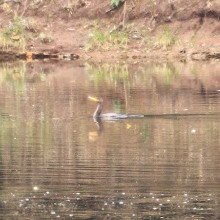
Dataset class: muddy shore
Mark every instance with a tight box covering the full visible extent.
[0,0,220,62]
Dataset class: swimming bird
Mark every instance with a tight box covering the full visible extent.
[88,96,144,120]
[88,96,215,123]
[106,0,126,13]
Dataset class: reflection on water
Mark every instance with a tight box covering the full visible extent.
[0,61,219,219]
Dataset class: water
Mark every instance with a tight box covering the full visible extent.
[0,61,219,219]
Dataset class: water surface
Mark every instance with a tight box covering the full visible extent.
[0,61,219,219]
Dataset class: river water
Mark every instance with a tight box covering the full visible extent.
[0,61,219,219]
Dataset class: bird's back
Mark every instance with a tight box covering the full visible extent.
[100,113,144,120]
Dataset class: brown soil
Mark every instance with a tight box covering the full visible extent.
[1,0,220,62]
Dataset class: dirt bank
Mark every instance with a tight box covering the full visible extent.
[0,0,220,62]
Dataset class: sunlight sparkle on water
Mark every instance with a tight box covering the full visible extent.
[191,129,196,133]
[33,186,39,191]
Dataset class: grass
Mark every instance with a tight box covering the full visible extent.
[86,29,128,51]
[155,26,179,50]
[111,0,121,7]
[1,16,28,51]
[38,32,52,43]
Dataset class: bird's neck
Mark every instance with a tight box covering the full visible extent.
[93,102,102,118]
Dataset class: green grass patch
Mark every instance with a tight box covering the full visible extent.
[86,29,128,51]
[38,32,52,43]
[155,27,179,50]
[1,16,27,51]
[111,0,121,7]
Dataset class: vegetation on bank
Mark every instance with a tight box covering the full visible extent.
[0,1,51,51]
[86,29,128,50]
[1,16,27,51]
[0,1,27,51]
[0,0,180,54]
[0,0,219,60]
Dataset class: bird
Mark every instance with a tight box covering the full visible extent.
[88,96,144,120]
[88,96,211,124]
[106,0,126,13]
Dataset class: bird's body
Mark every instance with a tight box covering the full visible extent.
[88,96,144,120]
[99,113,144,120]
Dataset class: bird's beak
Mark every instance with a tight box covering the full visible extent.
[88,96,99,102]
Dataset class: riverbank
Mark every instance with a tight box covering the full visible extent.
[0,0,220,62]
